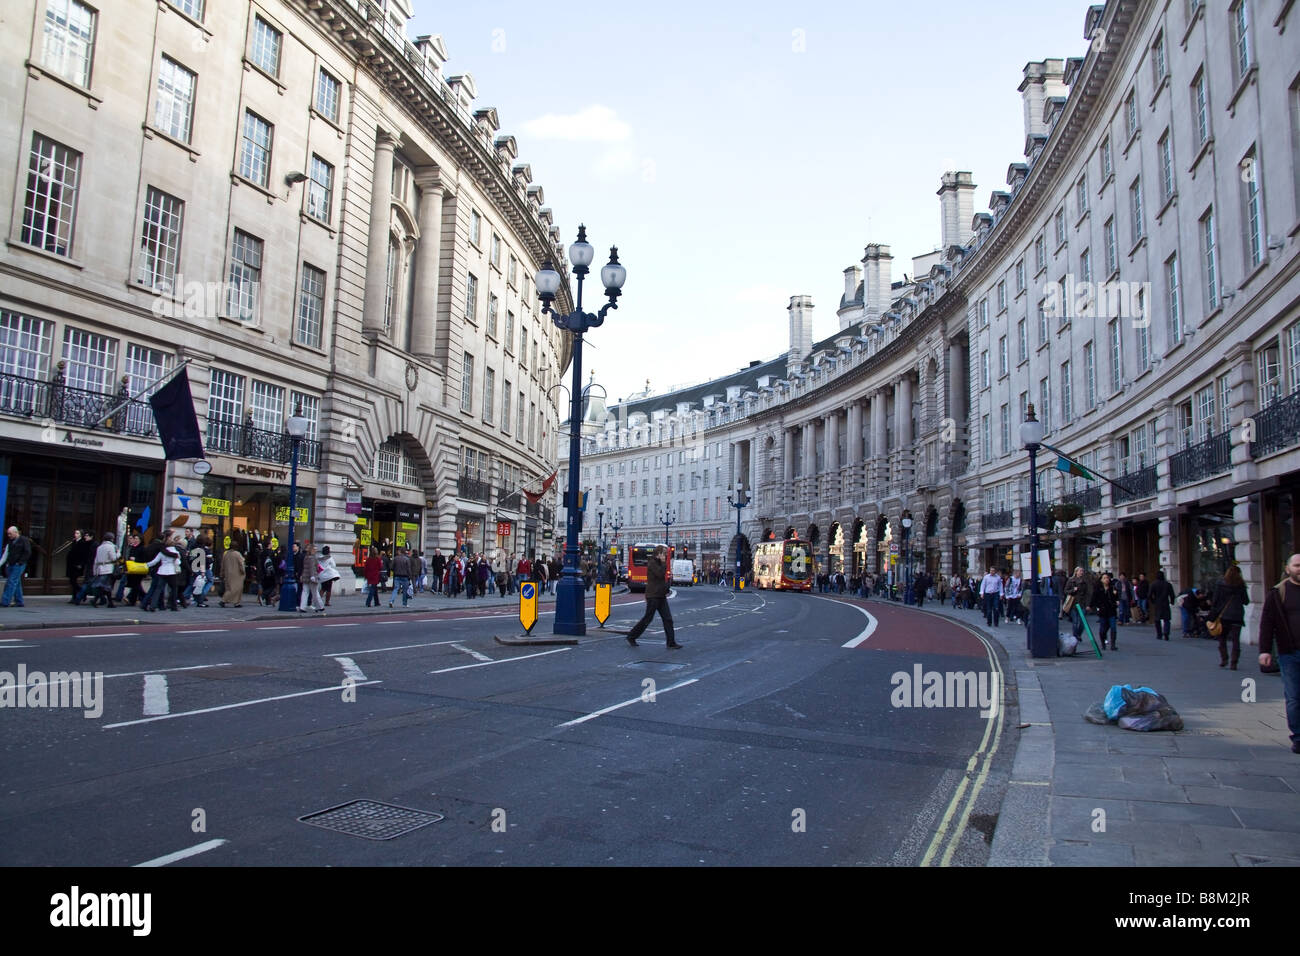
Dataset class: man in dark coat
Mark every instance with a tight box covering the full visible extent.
[1148,569,1175,640]
[624,546,680,649]
[1259,553,1300,752]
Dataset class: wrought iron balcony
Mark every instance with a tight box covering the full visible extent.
[1113,464,1158,504]
[1060,486,1102,512]
[981,509,1015,531]
[1250,390,1300,459]
[1170,432,1231,488]
[0,369,158,437]
[457,471,493,502]
[205,415,321,469]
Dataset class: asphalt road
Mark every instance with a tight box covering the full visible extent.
[0,588,1015,866]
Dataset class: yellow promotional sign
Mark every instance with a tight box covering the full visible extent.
[594,583,611,626]
[359,530,372,546]
[395,532,406,547]
[223,535,231,551]
[275,506,309,525]
[519,581,538,634]
[201,497,231,516]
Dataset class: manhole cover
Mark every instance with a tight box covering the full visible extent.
[299,800,444,840]
[622,660,688,672]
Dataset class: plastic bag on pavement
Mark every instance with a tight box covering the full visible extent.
[1118,707,1184,732]
[1103,684,1158,719]
[1059,633,1079,656]
[1084,702,1110,724]
[1120,686,1167,717]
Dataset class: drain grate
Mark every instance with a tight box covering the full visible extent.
[298,800,444,841]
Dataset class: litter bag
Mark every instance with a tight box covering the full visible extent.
[1118,707,1184,732]
[1084,702,1110,724]
[1103,684,1158,719]
[1059,633,1079,656]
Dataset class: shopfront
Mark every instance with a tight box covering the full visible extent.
[1113,516,1161,581]
[353,498,424,566]
[1260,477,1300,586]
[1179,503,1237,592]
[197,460,315,564]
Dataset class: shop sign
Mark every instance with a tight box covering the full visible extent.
[62,430,105,448]
[380,488,401,499]
[236,463,289,481]
[202,497,231,516]
[395,532,406,547]
[497,521,512,537]
[274,506,310,525]
[345,491,362,515]
[358,529,372,546]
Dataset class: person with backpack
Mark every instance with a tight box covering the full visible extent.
[1208,565,1249,669]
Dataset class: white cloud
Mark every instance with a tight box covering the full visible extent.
[522,105,631,143]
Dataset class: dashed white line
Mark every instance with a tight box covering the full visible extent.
[255,626,299,630]
[430,647,569,674]
[333,656,367,682]
[558,678,700,728]
[323,639,463,656]
[323,623,359,628]
[450,642,492,662]
[178,629,228,634]
[71,632,140,638]
[143,674,169,716]
[103,681,381,729]
[0,644,36,648]
[134,838,228,867]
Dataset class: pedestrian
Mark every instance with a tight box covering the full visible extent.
[298,543,326,613]
[87,531,120,608]
[1176,584,1200,638]
[1148,569,1174,641]
[319,546,340,607]
[364,547,383,607]
[121,533,147,606]
[187,533,211,607]
[1005,569,1023,624]
[1116,571,1132,625]
[390,546,412,607]
[1258,553,1300,753]
[624,545,681,649]
[431,549,446,594]
[69,530,97,604]
[1089,571,1119,651]
[1134,572,1150,623]
[257,546,277,605]
[219,544,246,607]
[63,529,88,600]
[144,535,184,611]
[0,525,34,608]
[979,566,1003,626]
[1063,567,1091,640]
[1208,565,1249,669]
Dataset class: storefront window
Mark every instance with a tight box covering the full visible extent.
[1192,512,1235,591]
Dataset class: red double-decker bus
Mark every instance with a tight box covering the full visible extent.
[627,543,674,592]
[752,538,813,591]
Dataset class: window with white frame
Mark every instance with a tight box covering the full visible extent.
[315,68,341,124]
[22,133,80,257]
[249,380,284,434]
[1084,341,1097,408]
[207,368,244,424]
[460,352,473,413]
[516,390,524,437]
[0,312,53,391]
[1200,207,1218,311]
[374,439,402,484]
[469,209,481,246]
[137,186,183,292]
[1100,135,1113,180]
[42,0,96,88]
[1129,177,1144,241]
[226,229,262,321]
[1040,377,1051,433]
[504,310,515,352]
[465,272,478,322]
[1035,235,1046,272]
[1152,31,1167,84]
[1194,384,1216,441]
[1076,175,1088,216]
[1108,319,1122,392]
[154,56,196,143]
[1054,207,1066,246]
[508,254,517,287]
[981,414,991,463]
[1124,89,1138,139]
[980,350,989,389]
[1191,69,1210,147]
[483,366,495,423]
[1166,254,1181,344]
[997,281,1006,312]
[1061,360,1072,420]
[1136,289,1150,369]
[1288,321,1300,395]
[502,381,512,432]
[1257,343,1281,405]
[490,233,501,269]
[60,326,116,394]
[1132,421,1149,468]
[1230,0,1251,81]
[250,16,282,77]
[1217,372,1232,434]
[307,155,333,224]
[1017,317,1028,363]
[1000,404,1010,456]
[1038,298,1048,344]
[1103,217,1117,275]
[1158,131,1174,203]
[487,293,498,338]
[978,298,988,328]
[1242,148,1263,269]
[124,343,170,434]
[238,110,272,188]
[1015,259,1025,292]
[998,336,1008,377]
[296,263,325,348]
[1080,248,1092,286]
[169,0,203,18]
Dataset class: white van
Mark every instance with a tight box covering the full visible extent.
[671,559,695,586]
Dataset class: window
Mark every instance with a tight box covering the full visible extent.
[980,350,989,389]
[155,56,196,143]
[469,209,481,246]
[1242,148,1263,269]
[1080,248,1092,286]
[1136,289,1150,369]
[978,298,989,328]
[1038,298,1049,344]
[291,391,320,444]
[998,336,1008,377]
[207,369,244,429]
[42,0,96,88]
[136,186,184,292]
[1217,372,1232,434]
[1158,131,1174,203]
[169,0,204,19]
[124,343,170,433]
[1019,391,1029,431]
[1108,319,1122,392]
[1230,0,1251,81]
[250,16,282,77]
[1288,322,1300,394]
[485,293,500,339]
[1100,136,1113,180]
[460,352,473,412]
[1166,255,1181,344]
[1061,360,1073,421]
[1017,317,1028,363]
[384,237,399,331]
[1152,31,1167,84]
[528,401,536,448]
[502,380,512,432]
[22,133,81,257]
[61,326,116,394]
[1124,89,1138,140]
[1103,217,1117,275]
[997,282,1006,312]
[508,254,517,287]
[516,390,525,438]
[296,263,325,348]
[224,229,262,321]
[1000,404,1010,456]
[490,233,501,269]
[466,272,478,322]
[0,311,53,412]
[1194,384,1216,441]
[1084,341,1097,408]
[1257,344,1281,405]
[1200,208,1218,310]
[315,68,341,124]
[238,110,273,188]
[1076,175,1088,216]
[503,310,516,352]
[1035,235,1046,272]
[249,380,284,434]
[1129,178,1144,241]
[981,414,991,463]
[306,155,333,224]
[1191,70,1210,147]
[1054,207,1066,246]
[483,367,495,423]
[519,326,528,366]
[1015,259,1025,292]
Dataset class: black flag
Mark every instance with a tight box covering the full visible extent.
[149,367,205,460]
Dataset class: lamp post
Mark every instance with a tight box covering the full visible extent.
[901,511,914,605]
[727,482,750,591]
[277,405,309,612]
[658,506,677,548]
[536,226,626,636]
[1021,403,1057,656]
[604,514,622,583]
[596,499,606,560]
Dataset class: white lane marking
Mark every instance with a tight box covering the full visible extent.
[832,602,878,648]
[431,647,570,674]
[323,623,359,628]
[558,678,700,728]
[143,674,169,716]
[178,629,228,634]
[333,656,367,681]
[0,638,24,642]
[375,620,404,625]
[103,681,381,729]
[134,838,228,867]
[5,662,235,691]
[71,632,140,638]
[0,644,36,648]
[256,626,299,630]
[322,639,463,657]
[450,642,492,662]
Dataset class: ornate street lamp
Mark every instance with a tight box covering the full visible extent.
[277,405,309,612]
[536,226,626,636]
[1021,403,1058,656]
[901,511,914,604]
[658,506,676,548]
[727,482,750,591]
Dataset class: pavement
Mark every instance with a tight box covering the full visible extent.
[861,594,1300,867]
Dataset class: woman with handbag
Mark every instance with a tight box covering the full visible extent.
[318,545,340,607]
[1208,565,1249,669]
[298,543,326,613]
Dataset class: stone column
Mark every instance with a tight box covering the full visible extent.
[826,412,840,504]
[363,130,396,338]
[847,400,863,500]
[1234,495,1261,646]
[871,389,888,493]
[783,427,795,512]
[409,167,448,360]
[802,421,816,509]
[898,375,914,489]
[947,340,966,422]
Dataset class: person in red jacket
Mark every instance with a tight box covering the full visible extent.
[363,547,383,608]
[1259,553,1300,753]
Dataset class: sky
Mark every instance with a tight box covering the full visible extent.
[409,0,1093,403]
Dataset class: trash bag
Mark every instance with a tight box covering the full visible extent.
[1059,633,1079,656]
[1103,684,1159,719]
[1118,706,1184,732]
[1084,702,1110,724]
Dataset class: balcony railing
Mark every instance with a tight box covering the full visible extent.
[0,370,158,437]
[981,509,1015,531]
[1060,486,1102,512]
[1170,432,1231,488]
[1113,464,1158,504]
[206,415,321,469]
[457,471,492,502]
[1250,391,1300,459]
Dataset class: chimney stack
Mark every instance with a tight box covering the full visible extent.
[787,295,814,374]
[861,244,893,321]
[1019,60,1068,148]
[839,265,862,328]
[937,173,976,251]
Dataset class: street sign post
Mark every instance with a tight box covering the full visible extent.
[519,582,538,634]
[594,582,610,626]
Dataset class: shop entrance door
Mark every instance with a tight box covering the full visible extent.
[3,464,98,593]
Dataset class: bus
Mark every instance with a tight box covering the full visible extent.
[627,543,673,592]
[752,538,814,591]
